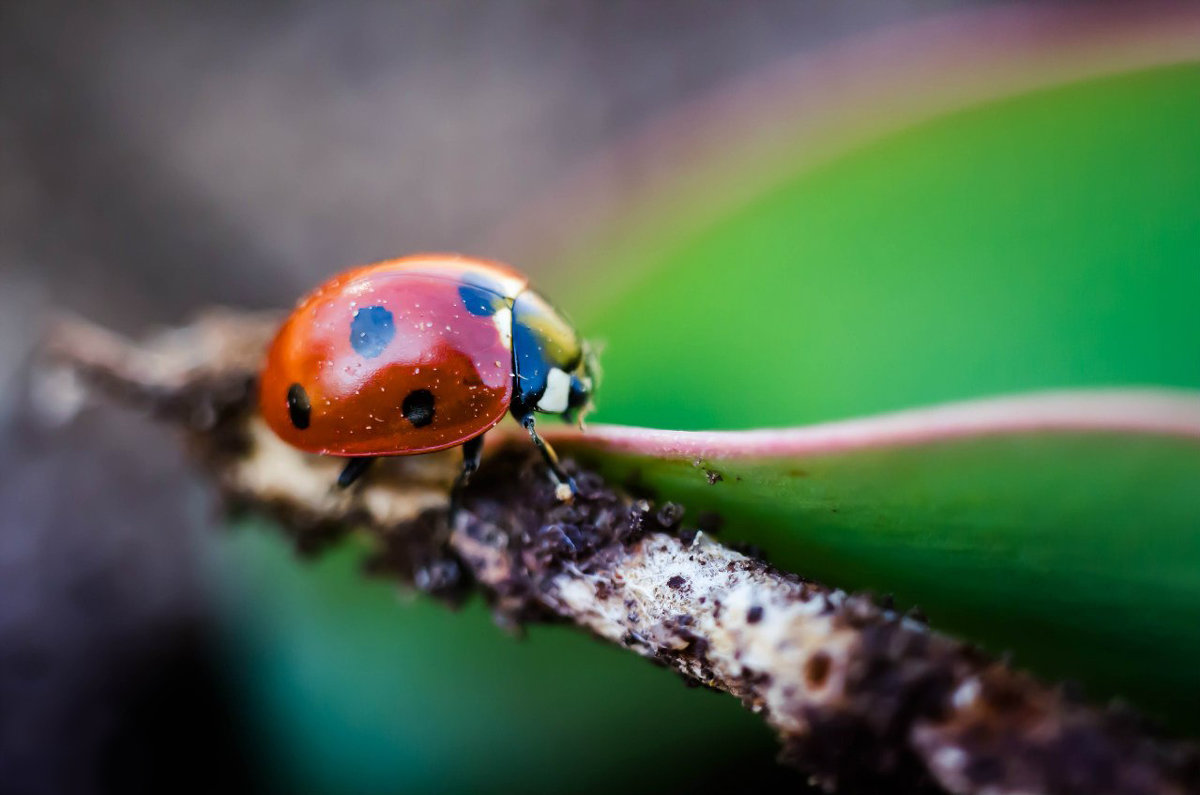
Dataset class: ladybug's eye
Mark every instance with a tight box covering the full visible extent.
[286,383,311,429]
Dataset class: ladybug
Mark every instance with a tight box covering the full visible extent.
[259,254,596,507]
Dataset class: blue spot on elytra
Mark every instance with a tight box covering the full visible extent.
[350,306,395,358]
[459,284,497,316]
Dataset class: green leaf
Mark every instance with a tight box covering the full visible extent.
[550,390,1200,728]
[566,63,1200,431]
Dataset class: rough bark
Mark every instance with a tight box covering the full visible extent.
[44,311,1200,795]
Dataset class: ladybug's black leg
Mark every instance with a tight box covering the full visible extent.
[448,434,484,523]
[521,414,577,501]
[337,456,376,489]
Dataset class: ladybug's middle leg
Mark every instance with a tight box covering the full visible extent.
[448,433,485,522]
[337,456,376,488]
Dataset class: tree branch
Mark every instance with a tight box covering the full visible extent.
[44,311,1200,795]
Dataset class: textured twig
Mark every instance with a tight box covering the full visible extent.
[44,311,1200,795]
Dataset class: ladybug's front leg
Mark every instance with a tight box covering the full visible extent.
[520,414,577,502]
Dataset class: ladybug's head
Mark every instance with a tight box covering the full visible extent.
[564,339,599,427]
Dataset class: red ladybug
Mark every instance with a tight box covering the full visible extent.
[259,255,596,505]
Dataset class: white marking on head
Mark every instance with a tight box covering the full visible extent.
[492,306,512,348]
[537,367,572,413]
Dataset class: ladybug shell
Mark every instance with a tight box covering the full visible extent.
[260,255,527,456]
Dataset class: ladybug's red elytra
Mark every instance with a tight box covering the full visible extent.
[259,254,596,505]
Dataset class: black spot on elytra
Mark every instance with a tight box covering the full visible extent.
[667,575,686,590]
[458,283,497,316]
[402,389,435,427]
[350,306,395,358]
[747,605,764,624]
[287,383,311,429]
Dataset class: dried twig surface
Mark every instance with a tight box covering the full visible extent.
[44,311,1200,795]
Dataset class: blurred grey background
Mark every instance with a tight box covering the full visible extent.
[1,2,993,792]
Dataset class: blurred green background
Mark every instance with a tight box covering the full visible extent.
[4,3,1199,793]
